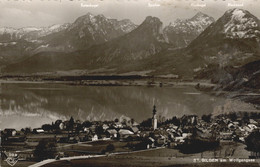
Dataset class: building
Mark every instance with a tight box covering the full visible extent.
[152,105,158,130]
[3,129,17,137]
[92,134,98,141]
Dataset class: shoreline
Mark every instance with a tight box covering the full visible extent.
[0,77,216,88]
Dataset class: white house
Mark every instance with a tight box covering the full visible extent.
[92,134,98,141]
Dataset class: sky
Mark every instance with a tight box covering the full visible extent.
[0,0,259,28]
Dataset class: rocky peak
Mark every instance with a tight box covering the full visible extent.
[191,12,212,20]
[163,12,214,48]
[143,16,162,25]
[220,8,260,39]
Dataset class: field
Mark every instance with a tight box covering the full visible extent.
[40,141,259,167]
[56,140,140,156]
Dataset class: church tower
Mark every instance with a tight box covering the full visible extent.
[152,105,157,130]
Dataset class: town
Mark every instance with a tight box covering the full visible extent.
[1,105,260,166]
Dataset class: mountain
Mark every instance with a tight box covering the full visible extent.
[40,13,137,52]
[0,24,70,42]
[163,12,215,48]
[188,8,260,67]
[84,16,169,62]
[3,16,169,74]
[140,9,260,78]
[2,9,260,78]
[0,13,137,67]
[0,24,70,66]
[0,12,137,48]
[223,60,260,90]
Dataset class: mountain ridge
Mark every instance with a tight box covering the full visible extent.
[163,12,215,48]
[2,8,260,85]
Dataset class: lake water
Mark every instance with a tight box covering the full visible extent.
[0,82,254,129]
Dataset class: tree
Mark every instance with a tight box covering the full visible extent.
[42,124,53,132]
[140,118,152,128]
[68,116,75,130]
[121,119,127,126]
[82,121,92,128]
[131,118,135,125]
[245,130,260,157]
[202,114,212,123]
[106,144,115,152]
[34,140,57,161]
[95,125,104,136]
[24,127,32,135]
[243,112,250,124]
[229,112,237,122]
[171,116,180,126]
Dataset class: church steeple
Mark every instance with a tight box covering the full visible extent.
[152,105,157,130]
[153,105,156,116]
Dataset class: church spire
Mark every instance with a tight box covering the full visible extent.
[153,105,156,116]
[152,105,157,130]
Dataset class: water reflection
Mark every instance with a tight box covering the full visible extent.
[0,83,227,129]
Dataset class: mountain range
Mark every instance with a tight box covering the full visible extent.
[1,8,260,90]
[191,8,260,90]
[163,12,215,48]
[0,11,215,73]
[0,14,137,67]
[188,8,260,66]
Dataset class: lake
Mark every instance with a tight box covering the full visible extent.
[0,82,255,129]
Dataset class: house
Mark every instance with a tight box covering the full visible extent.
[33,128,44,134]
[139,131,150,138]
[102,124,109,130]
[181,115,197,126]
[4,129,17,137]
[78,133,88,142]
[132,122,139,127]
[63,121,70,130]
[119,129,134,135]
[54,120,63,129]
[249,119,257,125]
[175,136,185,144]
[196,128,212,139]
[114,122,123,128]
[156,135,167,146]
[239,137,245,142]
[242,125,256,133]
[106,129,118,138]
[68,136,78,143]
[228,123,236,130]
[119,129,134,140]
[131,126,139,133]
[248,124,257,130]
[59,122,65,130]
[169,124,178,130]
[89,125,97,132]
[147,137,155,149]
[83,127,90,133]
[92,134,98,141]
[219,132,233,140]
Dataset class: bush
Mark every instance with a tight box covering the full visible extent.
[177,138,219,154]
[245,130,260,154]
[34,140,57,161]
[201,114,212,123]
[105,144,115,153]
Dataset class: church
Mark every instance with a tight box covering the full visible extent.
[152,105,158,130]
